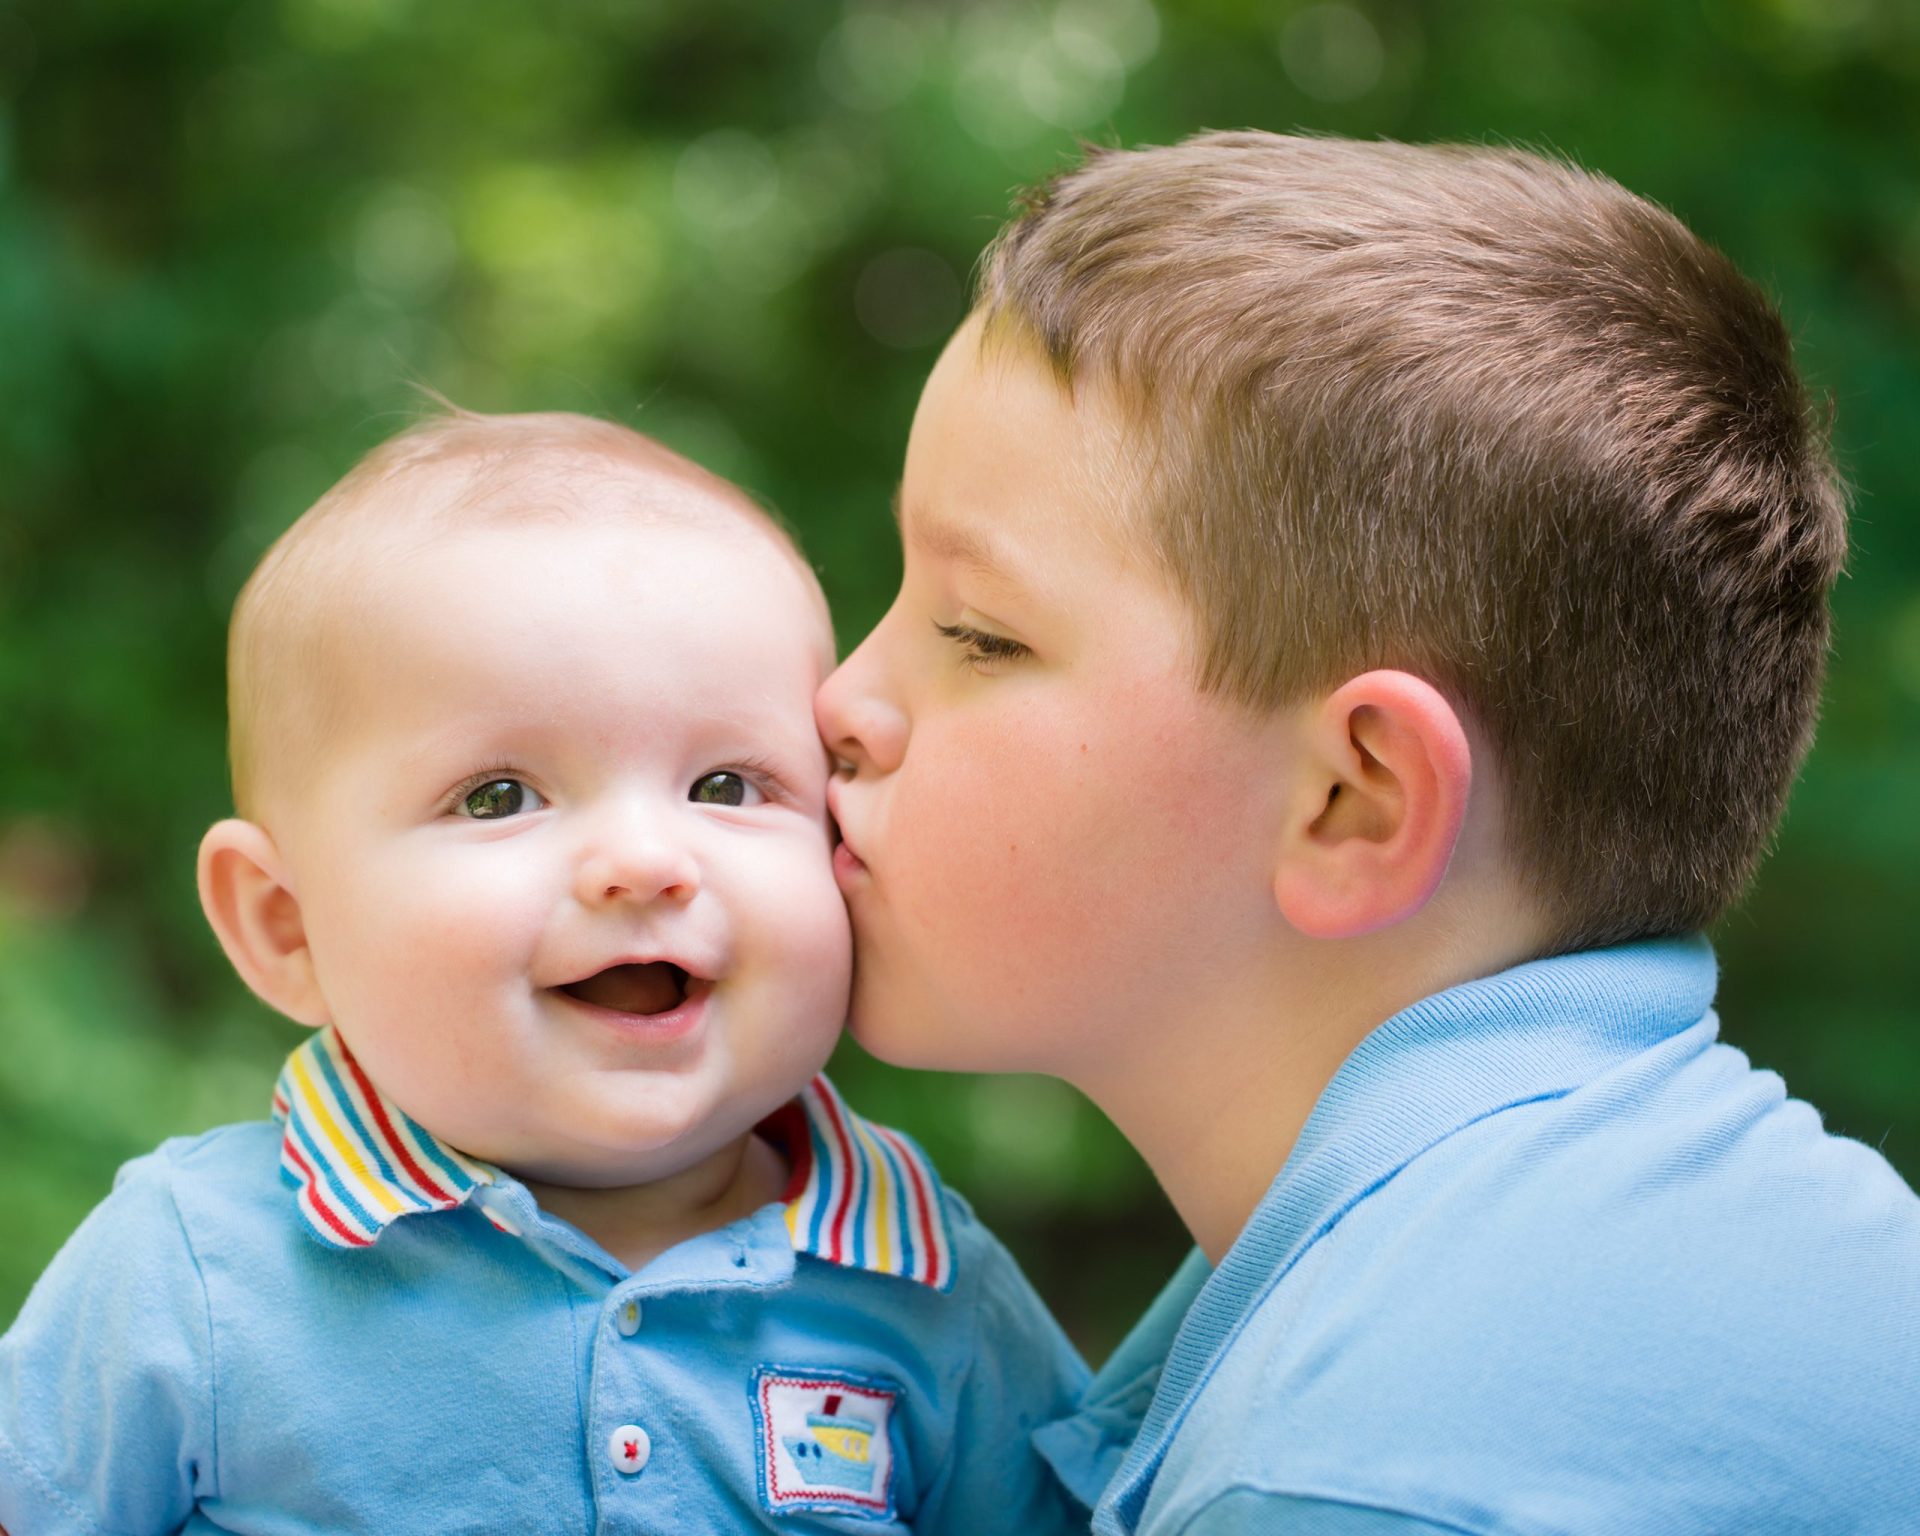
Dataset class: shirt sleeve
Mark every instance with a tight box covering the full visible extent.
[1163,1487,1481,1536]
[913,1210,1092,1536]
[0,1149,217,1536]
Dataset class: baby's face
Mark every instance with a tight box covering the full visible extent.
[276,495,849,1188]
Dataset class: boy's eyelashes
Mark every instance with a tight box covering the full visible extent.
[932,619,1031,669]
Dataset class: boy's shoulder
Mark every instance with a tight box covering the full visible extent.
[1152,1031,1920,1532]
[1071,941,1920,1532]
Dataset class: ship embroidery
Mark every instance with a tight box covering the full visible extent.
[752,1367,901,1519]
[784,1391,878,1491]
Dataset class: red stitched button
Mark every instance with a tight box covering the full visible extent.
[609,1424,651,1474]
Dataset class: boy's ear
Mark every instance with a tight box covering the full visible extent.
[197,819,331,1027]
[1273,670,1472,940]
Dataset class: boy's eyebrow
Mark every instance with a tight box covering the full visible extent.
[892,487,1024,591]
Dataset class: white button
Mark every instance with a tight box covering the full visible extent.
[614,1299,642,1337]
[609,1424,650,1474]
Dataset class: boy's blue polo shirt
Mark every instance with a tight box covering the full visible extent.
[0,1029,1087,1535]
[1035,937,1920,1535]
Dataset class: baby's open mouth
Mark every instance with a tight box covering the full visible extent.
[559,962,689,1016]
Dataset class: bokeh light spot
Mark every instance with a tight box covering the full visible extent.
[675,130,781,234]
[1055,0,1160,70]
[1020,27,1124,128]
[353,184,457,302]
[1279,3,1386,102]
[819,9,927,111]
[955,51,1042,148]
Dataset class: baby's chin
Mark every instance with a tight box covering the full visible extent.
[483,1090,797,1192]
[487,1126,736,1191]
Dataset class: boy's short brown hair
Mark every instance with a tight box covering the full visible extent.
[977,131,1847,953]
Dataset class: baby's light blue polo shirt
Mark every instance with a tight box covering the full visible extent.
[0,1029,1087,1535]
[1035,937,1920,1535]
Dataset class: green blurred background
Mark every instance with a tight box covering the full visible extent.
[3,0,1917,1360]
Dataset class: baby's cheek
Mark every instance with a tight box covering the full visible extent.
[761,839,854,1002]
[320,850,532,1017]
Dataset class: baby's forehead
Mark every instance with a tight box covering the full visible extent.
[357,463,830,650]
[233,420,833,819]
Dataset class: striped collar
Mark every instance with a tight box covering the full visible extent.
[271,1028,955,1289]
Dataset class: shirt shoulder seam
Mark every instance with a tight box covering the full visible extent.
[153,1139,223,1501]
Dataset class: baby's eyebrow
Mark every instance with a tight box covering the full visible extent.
[893,488,1024,592]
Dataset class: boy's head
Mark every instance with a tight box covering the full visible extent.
[817,132,1845,1076]
[201,409,849,1189]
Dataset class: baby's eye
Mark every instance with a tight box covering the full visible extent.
[689,771,764,808]
[459,779,547,819]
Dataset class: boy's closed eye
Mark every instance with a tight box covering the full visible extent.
[933,620,1031,670]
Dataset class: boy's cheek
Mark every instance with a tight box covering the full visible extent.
[891,681,1235,906]
[856,702,1245,1064]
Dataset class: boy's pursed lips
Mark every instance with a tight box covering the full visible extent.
[825,782,869,881]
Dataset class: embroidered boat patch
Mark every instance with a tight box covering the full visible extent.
[750,1366,901,1519]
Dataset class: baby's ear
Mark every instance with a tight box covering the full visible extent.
[196,819,330,1027]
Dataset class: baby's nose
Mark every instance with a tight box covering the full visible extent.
[573,823,699,908]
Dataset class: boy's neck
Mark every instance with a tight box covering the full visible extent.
[1081,894,1553,1266]
[523,1131,790,1274]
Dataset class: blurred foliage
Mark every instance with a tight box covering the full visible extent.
[1,0,1917,1361]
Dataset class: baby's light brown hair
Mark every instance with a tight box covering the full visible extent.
[228,408,821,822]
[978,131,1847,953]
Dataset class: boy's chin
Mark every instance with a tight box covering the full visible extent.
[846,991,1002,1075]
[844,998,938,1070]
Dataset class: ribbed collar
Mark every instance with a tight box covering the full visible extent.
[1082,935,1720,1533]
[271,1026,955,1288]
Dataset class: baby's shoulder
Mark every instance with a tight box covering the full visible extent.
[109,1119,293,1253]
[908,1165,1062,1333]
[7,1123,291,1376]
[128,1117,285,1191]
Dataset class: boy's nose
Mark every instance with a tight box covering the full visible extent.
[816,632,907,776]
[573,825,700,909]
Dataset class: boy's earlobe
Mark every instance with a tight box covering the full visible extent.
[196,819,331,1027]
[1273,671,1472,940]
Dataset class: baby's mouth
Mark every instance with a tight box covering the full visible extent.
[559,962,689,1016]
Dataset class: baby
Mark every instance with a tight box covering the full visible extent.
[0,410,1085,1534]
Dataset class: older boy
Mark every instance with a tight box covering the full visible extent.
[0,411,1085,1534]
[817,133,1920,1533]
